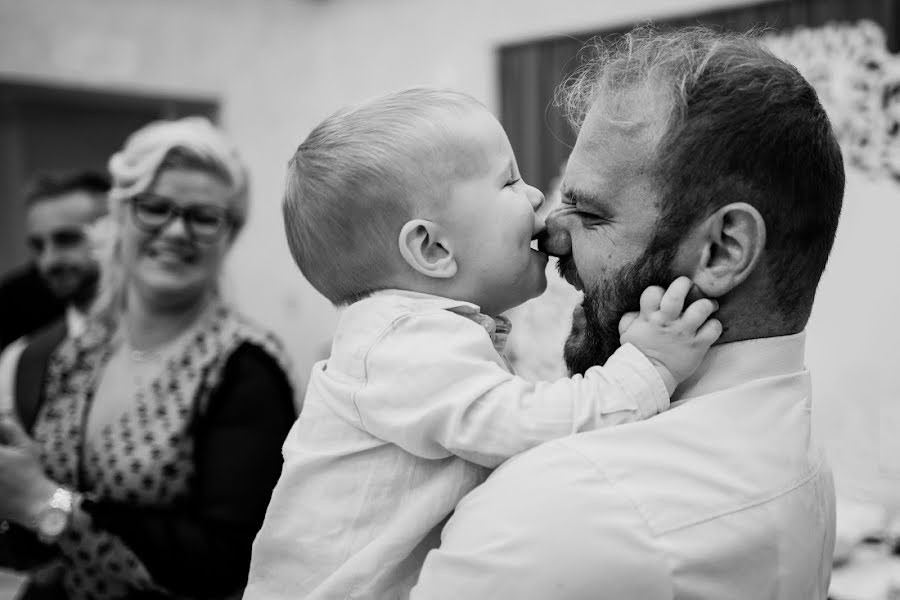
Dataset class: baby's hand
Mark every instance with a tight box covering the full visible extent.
[618,276,722,395]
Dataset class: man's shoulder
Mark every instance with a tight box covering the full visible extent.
[481,378,823,534]
[0,317,68,431]
[0,265,54,306]
[0,266,65,346]
[0,265,38,292]
[413,433,671,599]
[415,371,831,599]
[8,316,69,394]
[21,318,69,354]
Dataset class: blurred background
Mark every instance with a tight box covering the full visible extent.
[4,0,894,390]
[1,0,899,597]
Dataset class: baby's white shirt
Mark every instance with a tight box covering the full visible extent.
[244,290,668,600]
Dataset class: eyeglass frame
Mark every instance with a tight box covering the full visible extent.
[126,192,236,244]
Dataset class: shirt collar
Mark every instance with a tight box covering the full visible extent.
[368,289,511,354]
[65,305,88,338]
[370,289,481,313]
[672,330,807,404]
[451,311,512,355]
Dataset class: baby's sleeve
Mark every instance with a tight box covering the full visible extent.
[354,310,669,468]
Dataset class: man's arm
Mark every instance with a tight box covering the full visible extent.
[411,438,674,600]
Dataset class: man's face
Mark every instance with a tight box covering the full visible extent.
[26,190,104,305]
[540,107,679,374]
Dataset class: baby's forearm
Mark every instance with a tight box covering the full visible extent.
[363,343,668,469]
[545,342,670,424]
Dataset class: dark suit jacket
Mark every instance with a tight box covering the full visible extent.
[0,265,64,351]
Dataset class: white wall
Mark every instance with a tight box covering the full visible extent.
[807,169,900,510]
[0,0,758,388]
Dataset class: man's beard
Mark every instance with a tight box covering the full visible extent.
[44,265,100,309]
[560,234,679,375]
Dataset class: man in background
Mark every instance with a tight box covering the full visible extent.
[0,170,109,417]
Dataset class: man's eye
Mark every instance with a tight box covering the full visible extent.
[578,212,607,227]
[54,230,86,247]
[504,178,521,187]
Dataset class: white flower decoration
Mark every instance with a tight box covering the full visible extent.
[764,20,900,181]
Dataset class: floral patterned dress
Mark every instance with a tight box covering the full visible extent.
[24,301,296,599]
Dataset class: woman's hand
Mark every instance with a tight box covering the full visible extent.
[0,414,58,527]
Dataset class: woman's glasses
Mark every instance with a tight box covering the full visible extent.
[128,193,233,244]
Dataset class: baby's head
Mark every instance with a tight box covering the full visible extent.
[283,87,548,315]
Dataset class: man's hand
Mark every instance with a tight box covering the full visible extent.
[618,277,722,395]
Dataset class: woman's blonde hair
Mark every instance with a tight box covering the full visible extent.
[92,116,250,320]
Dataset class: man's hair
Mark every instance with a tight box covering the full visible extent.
[558,26,845,325]
[24,169,111,209]
[283,87,486,305]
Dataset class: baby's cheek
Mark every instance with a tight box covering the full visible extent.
[516,211,537,243]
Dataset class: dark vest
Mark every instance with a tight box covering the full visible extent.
[0,319,69,577]
[14,318,68,433]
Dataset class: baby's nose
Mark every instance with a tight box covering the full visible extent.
[528,185,546,235]
[527,185,545,211]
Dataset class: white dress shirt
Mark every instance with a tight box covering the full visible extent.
[412,331,836,600]
[244,290,669,600]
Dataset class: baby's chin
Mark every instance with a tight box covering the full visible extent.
[526,250,549,295]
[500,279,549,314]
[531,275,549,299]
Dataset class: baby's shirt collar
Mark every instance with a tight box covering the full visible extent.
[370,289,512,354]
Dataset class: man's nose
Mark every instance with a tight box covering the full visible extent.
[536,205,573,257]
[37,242,62,270]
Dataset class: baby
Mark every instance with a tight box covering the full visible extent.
[244,88,721,600]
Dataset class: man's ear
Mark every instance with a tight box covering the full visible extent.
[398,219,457,279]
[690,202,766,297]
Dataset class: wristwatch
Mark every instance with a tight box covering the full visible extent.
[34,487,80,544]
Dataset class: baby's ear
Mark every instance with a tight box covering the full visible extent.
[398,219,457,278]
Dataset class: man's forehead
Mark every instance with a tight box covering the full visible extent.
[567,100,664,174]
[560,154,601,196]
[580,102,661,150]
[27,190,104,229]
[563,134,644,198]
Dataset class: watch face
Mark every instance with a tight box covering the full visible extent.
[38,508,68,538]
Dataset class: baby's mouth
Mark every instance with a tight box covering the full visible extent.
[529,239,549,259]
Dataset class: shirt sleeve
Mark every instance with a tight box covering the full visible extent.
[77,342,297,597]
[355,310,669,468]
[411,439,674,600]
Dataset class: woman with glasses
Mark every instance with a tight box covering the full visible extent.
[0,116,298,599]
